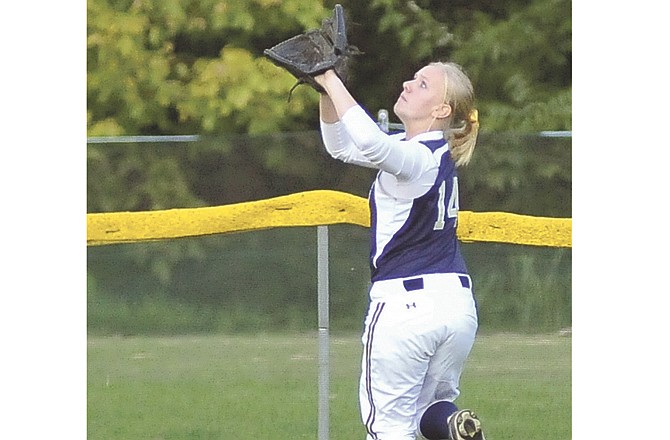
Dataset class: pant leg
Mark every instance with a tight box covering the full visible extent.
[415,277,478,429]
[358,277,454,440]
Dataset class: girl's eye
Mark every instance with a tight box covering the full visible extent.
[420,81,427,88]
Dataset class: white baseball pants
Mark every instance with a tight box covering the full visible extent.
[359,273,478,440]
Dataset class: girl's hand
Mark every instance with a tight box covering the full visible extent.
[313,69,338,93]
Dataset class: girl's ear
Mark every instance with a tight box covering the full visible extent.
[433,103,452,119]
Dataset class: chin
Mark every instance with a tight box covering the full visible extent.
[392,102,403,119]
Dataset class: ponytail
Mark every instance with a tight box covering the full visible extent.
[449,109,479,167]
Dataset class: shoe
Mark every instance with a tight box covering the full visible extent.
[447,409,485,440]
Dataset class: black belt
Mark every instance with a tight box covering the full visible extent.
[403,275,470,292]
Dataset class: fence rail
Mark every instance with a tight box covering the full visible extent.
[86,111,572,145]
[86,190,571,248]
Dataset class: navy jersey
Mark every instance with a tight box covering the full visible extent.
[369,138,468,282]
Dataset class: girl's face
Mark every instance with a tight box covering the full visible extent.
[393,65,450,126]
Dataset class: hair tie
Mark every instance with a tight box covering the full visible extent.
[468,109,479,124]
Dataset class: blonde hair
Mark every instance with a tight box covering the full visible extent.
[430,61,479,167]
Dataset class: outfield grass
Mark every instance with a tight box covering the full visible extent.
[87,332,571,440]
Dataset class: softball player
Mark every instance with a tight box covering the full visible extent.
[313,63,484,440]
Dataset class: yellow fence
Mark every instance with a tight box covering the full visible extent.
[87,190,571,248]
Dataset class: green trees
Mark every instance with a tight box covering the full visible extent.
[448,0,572,131]
[87,0,327,136]
[87,0,571,136]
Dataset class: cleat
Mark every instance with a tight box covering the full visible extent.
[447,409,485,440]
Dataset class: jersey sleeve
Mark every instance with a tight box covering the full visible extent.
[339,105,437,184]
[319,119,378,169]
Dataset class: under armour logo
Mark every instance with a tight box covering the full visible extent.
[406,302,416,309]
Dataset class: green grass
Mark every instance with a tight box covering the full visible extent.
[88,332,571,440]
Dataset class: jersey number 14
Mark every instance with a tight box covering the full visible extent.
[433,176,459,230]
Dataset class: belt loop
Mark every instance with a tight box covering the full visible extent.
[403,277,424,292]
[458,275,471,289]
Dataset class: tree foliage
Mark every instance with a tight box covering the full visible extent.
[87,0,328,136]
[87,0,571,136]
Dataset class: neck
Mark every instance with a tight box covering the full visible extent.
[403,117,438,140]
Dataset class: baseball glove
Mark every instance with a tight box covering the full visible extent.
[264,4,360,96]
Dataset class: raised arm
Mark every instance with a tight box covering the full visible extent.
[319,92,377,168]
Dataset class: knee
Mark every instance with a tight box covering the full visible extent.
[418,400,458,440]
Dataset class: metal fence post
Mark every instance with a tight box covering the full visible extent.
[317,226,330,440]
